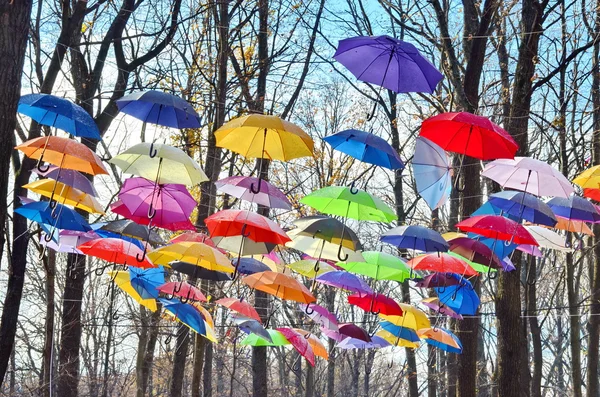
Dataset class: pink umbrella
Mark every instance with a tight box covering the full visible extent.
[111,200,195,231]
[215,176,292,209]
[516,244,543,257]
[421,297,463,320]
[277,327,316,367]
[298,303,339,331]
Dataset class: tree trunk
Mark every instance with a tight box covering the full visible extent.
[325,289,336,397]
[136,307,161,397]
[526,257,542,397]
[41,250,56,397]
[192,336,205,397]
[0,0,34,384]
[305,360,314,397]
[169,324,191,397]
[202,342,213,397]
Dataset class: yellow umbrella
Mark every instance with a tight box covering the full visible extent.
[379,304,431,331]
[109,270,157,312]
[573,165,600,189]
[148,242,235,273]
[441,232,467,241]
[376,329,420,348]
[295,329,328,359]
[215,114,314,161]
[288,260,335,278]
[189,304,218,343]
[23,179,105,214]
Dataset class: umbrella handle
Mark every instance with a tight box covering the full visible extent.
[304,304,315,315]
[313,261,320,273]
[349,181,359,195]
[387,361,394,369]
[36,160,50,173]
[454,172,465,193]
[147,202,157,219]
[44,232,54,242]
[173,283,182,294]
[488,270,498,280]
[337,244,349,262]
[438,285,446,294]
[249,178,263,194]
[179,295,190,304]
[113,311,120,320]
[240,224,251,238]
[95,266,105,276]
[49,199,58,210]
[136,247,148,262]
[165,334,172,345]
[292,356,301,372]
[451,289,458,301]
[148,142,158,158]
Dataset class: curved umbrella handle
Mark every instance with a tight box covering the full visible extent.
[165,334,172,345]
[95,266,105,276]
[148,142,158,158]
[366,100,378,122]
[173,282,182,294]
[113,311,120,321]
[451,289,459,301]
[488,270,498,280]
[49,199,58,210]
[304,304,315,315]
[454,172,465,193]
[147,201,157,219]
[313,261,320,274]
[349,181,359,195]
[249,178,263,194]
[438,285,446,294]
[44,231,54,242]
[136,247,148,263]
[179,295,190,304]
[387,361,394,369]
[337,244,348,262]
[240,224,251,238]
[292,357,301,372]
[36,160,50,173]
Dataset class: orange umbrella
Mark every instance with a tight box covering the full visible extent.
[16,136,108,175]
[242,271,316,304]
[528,217,594,236]
[295,329,328,359]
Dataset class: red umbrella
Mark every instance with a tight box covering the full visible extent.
[419,112,518,160]
[157,281,207,303]
[456,215,538,245]
[448,237,503,270]
[206,209,291,245]
[78,238,155,269]
[338,323,371,342]
[215,297,261,323]
[276,327,316,366]
[407,253,478,277]
[348,293,403,316]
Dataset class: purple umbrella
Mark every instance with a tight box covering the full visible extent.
[336,335,391,349]
[516,244,543,257]
[320,326,348,342]
[547,195,600,223]
[215,176,291,209]
[34,166,98,197]
[315,271,373,294]
[41,229,98,254]
[421,297,463,320]
[299,303,339,331]
[334,35,443,94]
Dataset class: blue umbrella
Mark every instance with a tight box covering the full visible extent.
[380,225,448,252]
[435,279,480,316]
[413,137,452,210]
[231,314,273,343]
[90,223,145,250]
[18,94,101,140]
[467,233,517,266]
[232,257,271,275]
[472,202,520,221]
[159,298,207,335]
[15,201,92,234]
[547,195,600,223]
[488,191,557,226]
[323,129,404,170]
[423,327,462,353]
[129,266,165,299]
[379,321,420,342]
[116,90,201,129]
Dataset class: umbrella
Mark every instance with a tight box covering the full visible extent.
[23,179,104,214]
[517,244,544,257]
[315,271,373,294]
[294,329,329,359]
[338,323,371,342]
[376,330,419,348]
[276,328,316,366]
[358,256,407,277]
[524,226,573,252]
[170,262,232,281]
[231,315,273,343]
[298,303,339,331]
[472,201,521,221]
[78,238,155,269]
[436,283,480,315]
[109,270,159,312]
[160,299,207,335]
[379,304,431,330]
[419,112,518,160]
[447,237,503,270]
[109,142,207,186]
[420,297,463,320]
[348,293,404,316]
[206,210,291,246]
[100,219,165,246]
[418,327,462,353]
[333,35,443,94]
[240,330,290,346]
[336,335,390,349]
[301,186,397,223]
[573,165,600,189]
[33,166,98,197]
[213,236,277,256]
[16,136,108,175]
[488,190,557,226]
[215,176,292,209]
[290,216,362,251]
[380,225,449,252]
[584,188,600,202]
[110,200,195,233]
[15,201,92,233]
[407,253,477,276]
[414,273,462,289]
[288,260,336,278]
[92,227,145,250]
[232,258,272,275]
[323,129,403,170]
[157,281,207,303]
[117,177,197,231]
[447,251,499,274]
[286,229,365,263]
[536,217,594,236]
[379,321,421,342]
[129,266,164,299]
[456,215,538,245]
[170,232,216,245]
[216,298,261,322]
[148,242,234,273]
[242,271,316,304]
[413,136,452,210]
[18,93,101,139]
[468,234,518,265]
[116,90,201,129]
[547,195,600,223]
[482,157,574,198]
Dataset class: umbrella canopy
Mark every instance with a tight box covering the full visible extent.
[376,329,419,348]
[420,112,518,160]
[16,136,108,175]
[101,219,165,246]
[41,230,93,254]
[110,200,195,232]
[468,234,518,266]
[34,166,98,196]
[524,226,573,252]
[414,273,462,289]
[323,129,404,170]
[117,177,197,231]
[148,242,234,273]
[482,157,574,198]
[129,266,164,300]
[24,179,105,214]
[413,136,452,210]
[336,335,390,349]
[171,262,232,280]
[488,190,557,226]
[379,304,431,330]
[78,238,155,269]
[276,328,316,366]
[315,271,373,294]
[92,226,145,250]
[109,143,207,186]
[116,90,201,128]
[18,94,101,139]
[447,237,503,270]
[301,186,397,223]
[379,321,420,342]
[421,297,463,320]
[232,257,272,275]
[206,210,291,246]
[15,201,92,232]
[380,225,449,252]
[215,114,314,161]
[216,298,261,322]
[348,293,404,316]
[240,330,290,346]
[109,270,158,312]
[170,232,216,245]
[573,165,600,189]
[547,195,600,223]
[447,252,499,274]
[215,176,292,209]
[160,299,207,335]
[288,260,336,278]
[298,303,339,331]
[231,315,273,343]
[436,283,480,315]
[338,323,371,342]
[213,236,277,256]
[584,188,600,202]
[333,35,443,93]
[538,216,594,236]
[294,329,329,359]
[456,215,538,245]
[286,229,364,263]
[338,251,410,282]
[242,271,316,304]
[290,216,362,250]
[157,281,207,302]
[407,253,478,277]
[418,327,462,353]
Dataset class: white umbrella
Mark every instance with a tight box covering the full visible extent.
[525,225,573,252]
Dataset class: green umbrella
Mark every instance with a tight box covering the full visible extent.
[447,251,496,274]
[300,186,397,223]
[240,329,291,346]
[338,251,411,282]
